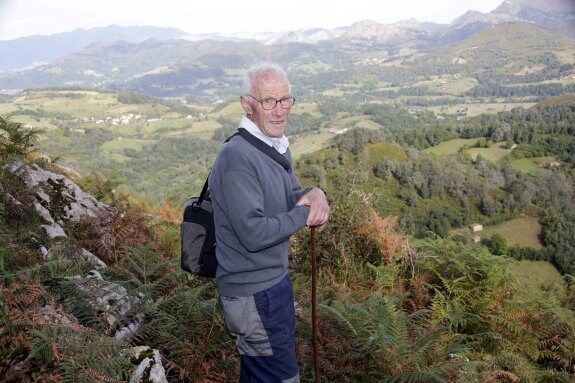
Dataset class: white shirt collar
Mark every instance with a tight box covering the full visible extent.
[239,115,290,154]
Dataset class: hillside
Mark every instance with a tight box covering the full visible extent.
[290,96,575,275]
[0,22,572,196]
[430,23,575,72]
[7,88,573,273]
[2,114,575,382]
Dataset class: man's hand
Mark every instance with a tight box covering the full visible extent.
[296,187,330,231]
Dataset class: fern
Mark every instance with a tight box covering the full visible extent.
[317,289,482,380]
[128,286,236,382]
[58,333,133,383]
[318,303,360,338]
[45,278,105,332]
[383,371,446,383]
[28,329,55,365]
[0,116,41,163]
[0,202,8,242]
[118,245,172,289]
[15,258,91,283]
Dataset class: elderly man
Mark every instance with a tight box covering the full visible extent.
[208,61,329,382]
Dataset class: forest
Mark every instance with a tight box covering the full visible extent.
[298,101,575,276]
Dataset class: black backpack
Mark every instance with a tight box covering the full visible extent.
[180,128,291,277]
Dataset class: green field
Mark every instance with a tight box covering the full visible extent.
[369,142,409,163]
[428,102,536,117]
[467,143,514,163]
[291,102,321,117]
[356,119,383,130]
[210,102,244,120]
[452,216,542,249]
[101,138,156,162]
[290,131,334,159]
[5,91,150,118]
[507,259,562,300]
[414,75,478,95]
[423,138,478,156]
[326,115,377,130]
[511,156,557,175]
[482,217,543,249]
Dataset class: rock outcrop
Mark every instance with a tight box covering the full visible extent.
[3,161,167,383]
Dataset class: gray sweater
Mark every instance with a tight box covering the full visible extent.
[208,132,310,297]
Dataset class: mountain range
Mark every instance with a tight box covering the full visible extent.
[0,0,573,97]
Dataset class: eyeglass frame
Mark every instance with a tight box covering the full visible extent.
[247,94,296,110]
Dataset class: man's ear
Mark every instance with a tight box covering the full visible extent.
[240,96,252,115]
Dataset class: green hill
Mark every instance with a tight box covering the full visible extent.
[431,23,575,72]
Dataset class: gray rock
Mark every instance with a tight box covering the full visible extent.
[128,346,168,383]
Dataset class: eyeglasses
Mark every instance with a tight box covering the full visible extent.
[248,95,296,110]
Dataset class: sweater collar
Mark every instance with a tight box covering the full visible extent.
[239,115,290,154]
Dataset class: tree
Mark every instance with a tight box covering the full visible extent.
[489,233,508,255]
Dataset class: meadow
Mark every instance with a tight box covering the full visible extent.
[428,102,536,117]
[422,138,517,164]
[467,143,515,162]
[507,259,562,300]
[511,156,557,176]
[480,216,543,249]
[424,138,513,163]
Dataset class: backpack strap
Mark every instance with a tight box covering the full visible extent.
[196,132,239,205]
[195,176,210,206]
[197,129,291,204]
[237,128,291,172]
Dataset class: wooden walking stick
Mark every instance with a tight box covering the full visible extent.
[310,226,320,383]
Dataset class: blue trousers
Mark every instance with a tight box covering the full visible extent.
[220,275,299,383]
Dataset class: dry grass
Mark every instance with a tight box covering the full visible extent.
[356,208,405,264]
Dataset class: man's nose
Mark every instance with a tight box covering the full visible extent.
[272,102,285,114]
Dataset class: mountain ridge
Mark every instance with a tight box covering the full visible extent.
[1,0,572,74]
[0,0,573,99]
[0,25,188,73]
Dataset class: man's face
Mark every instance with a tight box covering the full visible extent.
[241,71,291,138]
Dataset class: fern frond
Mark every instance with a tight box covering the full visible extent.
[58,334,133,383]
[484,370,520,383]
[45,279,105,332]
[28,328,55,365]
[0,116,41,162]
[0,279,44,311]
[318,303,359,338]
[8,257,92,283]
[84,368,128,383]
[383,371,446,383]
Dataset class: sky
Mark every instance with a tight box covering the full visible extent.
[0,0,505,41]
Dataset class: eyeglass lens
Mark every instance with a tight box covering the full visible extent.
[261,97,295,109]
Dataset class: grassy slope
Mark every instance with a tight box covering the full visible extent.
[445,23,575,70]
[507,259,562,300]
[467,142,515,162]
[511,157,557,176]
[481,217,543,249]
[423,138,478,155]
[421,139,547,249]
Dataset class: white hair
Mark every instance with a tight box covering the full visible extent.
[241,61,291,96]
